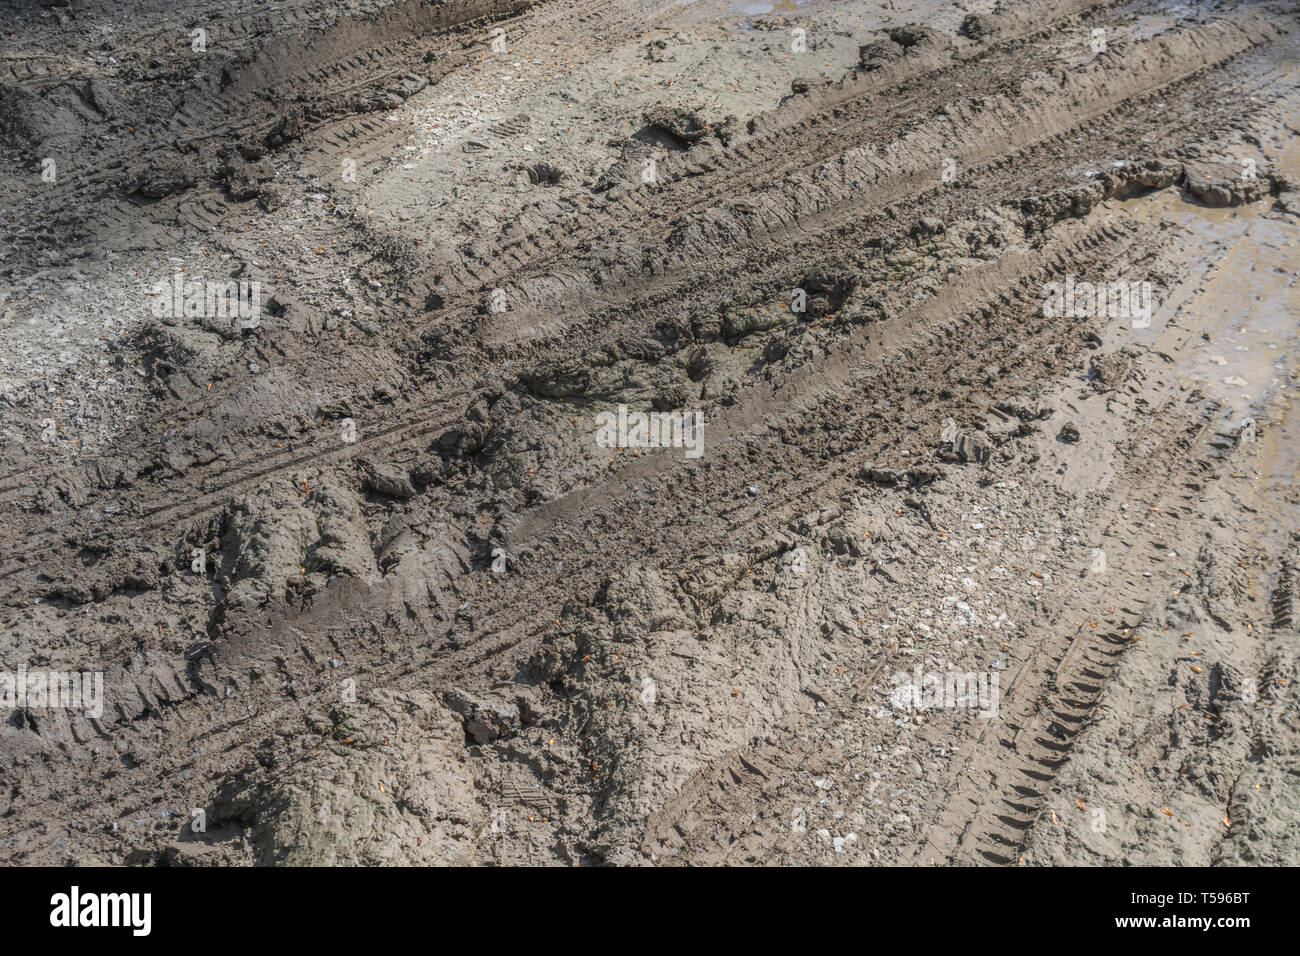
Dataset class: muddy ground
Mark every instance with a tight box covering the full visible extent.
[0,0,1297,866]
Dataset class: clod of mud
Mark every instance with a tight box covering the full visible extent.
[644,105,712,144]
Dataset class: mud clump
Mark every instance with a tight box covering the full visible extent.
[644,105,711,144]
[524,161,566,186]
[212,692,480,865]
[1183,160,1268,207]
[128,156,202,198]
[959,14,989,41]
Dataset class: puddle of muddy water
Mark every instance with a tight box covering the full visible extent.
[1111,166,1298,447]
[1106,143,1300,593]
[1171,203,1295,422]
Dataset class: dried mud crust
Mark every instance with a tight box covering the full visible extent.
[0,0,1298,866]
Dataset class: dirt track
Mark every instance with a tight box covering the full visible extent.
[1,0,1297,866]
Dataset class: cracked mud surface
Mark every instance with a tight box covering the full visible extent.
[1,0,1298,866]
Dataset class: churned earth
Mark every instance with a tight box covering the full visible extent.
[0,0,1297,866]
